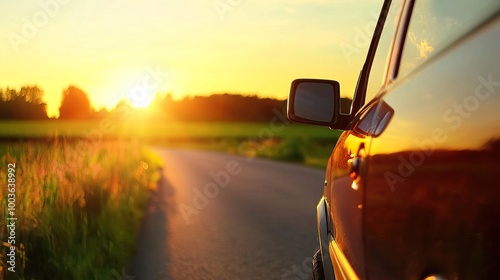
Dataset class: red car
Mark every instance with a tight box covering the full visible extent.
[287,0,500,279]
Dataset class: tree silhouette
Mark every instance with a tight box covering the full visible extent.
[59,86,91,119]
[0,86,48,119]
[19,86,43,104]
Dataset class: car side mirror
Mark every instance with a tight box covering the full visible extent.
[287,79,341,127]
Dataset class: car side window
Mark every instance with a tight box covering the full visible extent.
[398,0,500,78]
[365,0,404,102]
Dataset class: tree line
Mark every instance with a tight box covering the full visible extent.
[0,85,352,121]
[0,86,48,120]
[148,94,289,122]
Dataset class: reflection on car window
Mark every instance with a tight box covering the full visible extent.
[365,0,403,102]
[398,0,500,78]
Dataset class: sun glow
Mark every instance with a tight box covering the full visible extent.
[127,91,155,109]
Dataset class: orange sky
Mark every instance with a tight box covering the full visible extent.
[0,0,382,117]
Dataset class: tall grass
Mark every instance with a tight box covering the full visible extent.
[236,137,337,168]
[0,138,162,279]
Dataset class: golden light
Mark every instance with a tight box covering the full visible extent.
[127,89,155,109]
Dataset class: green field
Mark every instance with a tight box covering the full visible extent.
[0,120,340,140]
[0,120,341,168]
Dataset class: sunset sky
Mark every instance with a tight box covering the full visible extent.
[0,0,382,117]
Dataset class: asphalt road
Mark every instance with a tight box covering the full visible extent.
[130,149,326,280]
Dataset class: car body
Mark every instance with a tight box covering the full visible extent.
[287,0,500,279]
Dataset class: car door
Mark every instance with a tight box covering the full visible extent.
[364,1,500,279]
[325,0,404,278]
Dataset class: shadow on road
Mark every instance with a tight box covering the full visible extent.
[129,167,177,279]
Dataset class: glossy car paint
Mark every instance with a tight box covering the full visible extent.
[363,14,500,280]
[294,0,500,279]
[326,102,378,279]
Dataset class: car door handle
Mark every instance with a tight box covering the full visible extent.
[348,157,362,179]
[348,146,365,180]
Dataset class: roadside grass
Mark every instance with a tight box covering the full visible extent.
[0,139,162,279]
[155,136,337,169]
[229,137,335,168]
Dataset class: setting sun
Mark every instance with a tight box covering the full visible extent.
[127,90,155,109]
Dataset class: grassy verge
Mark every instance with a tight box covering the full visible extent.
[0,139,163,279]
[235,137,336,168]
[152,136,337,169]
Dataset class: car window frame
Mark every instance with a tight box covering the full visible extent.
[388,0,415,82]
[364,0,405,103]
[350,0,408,116]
